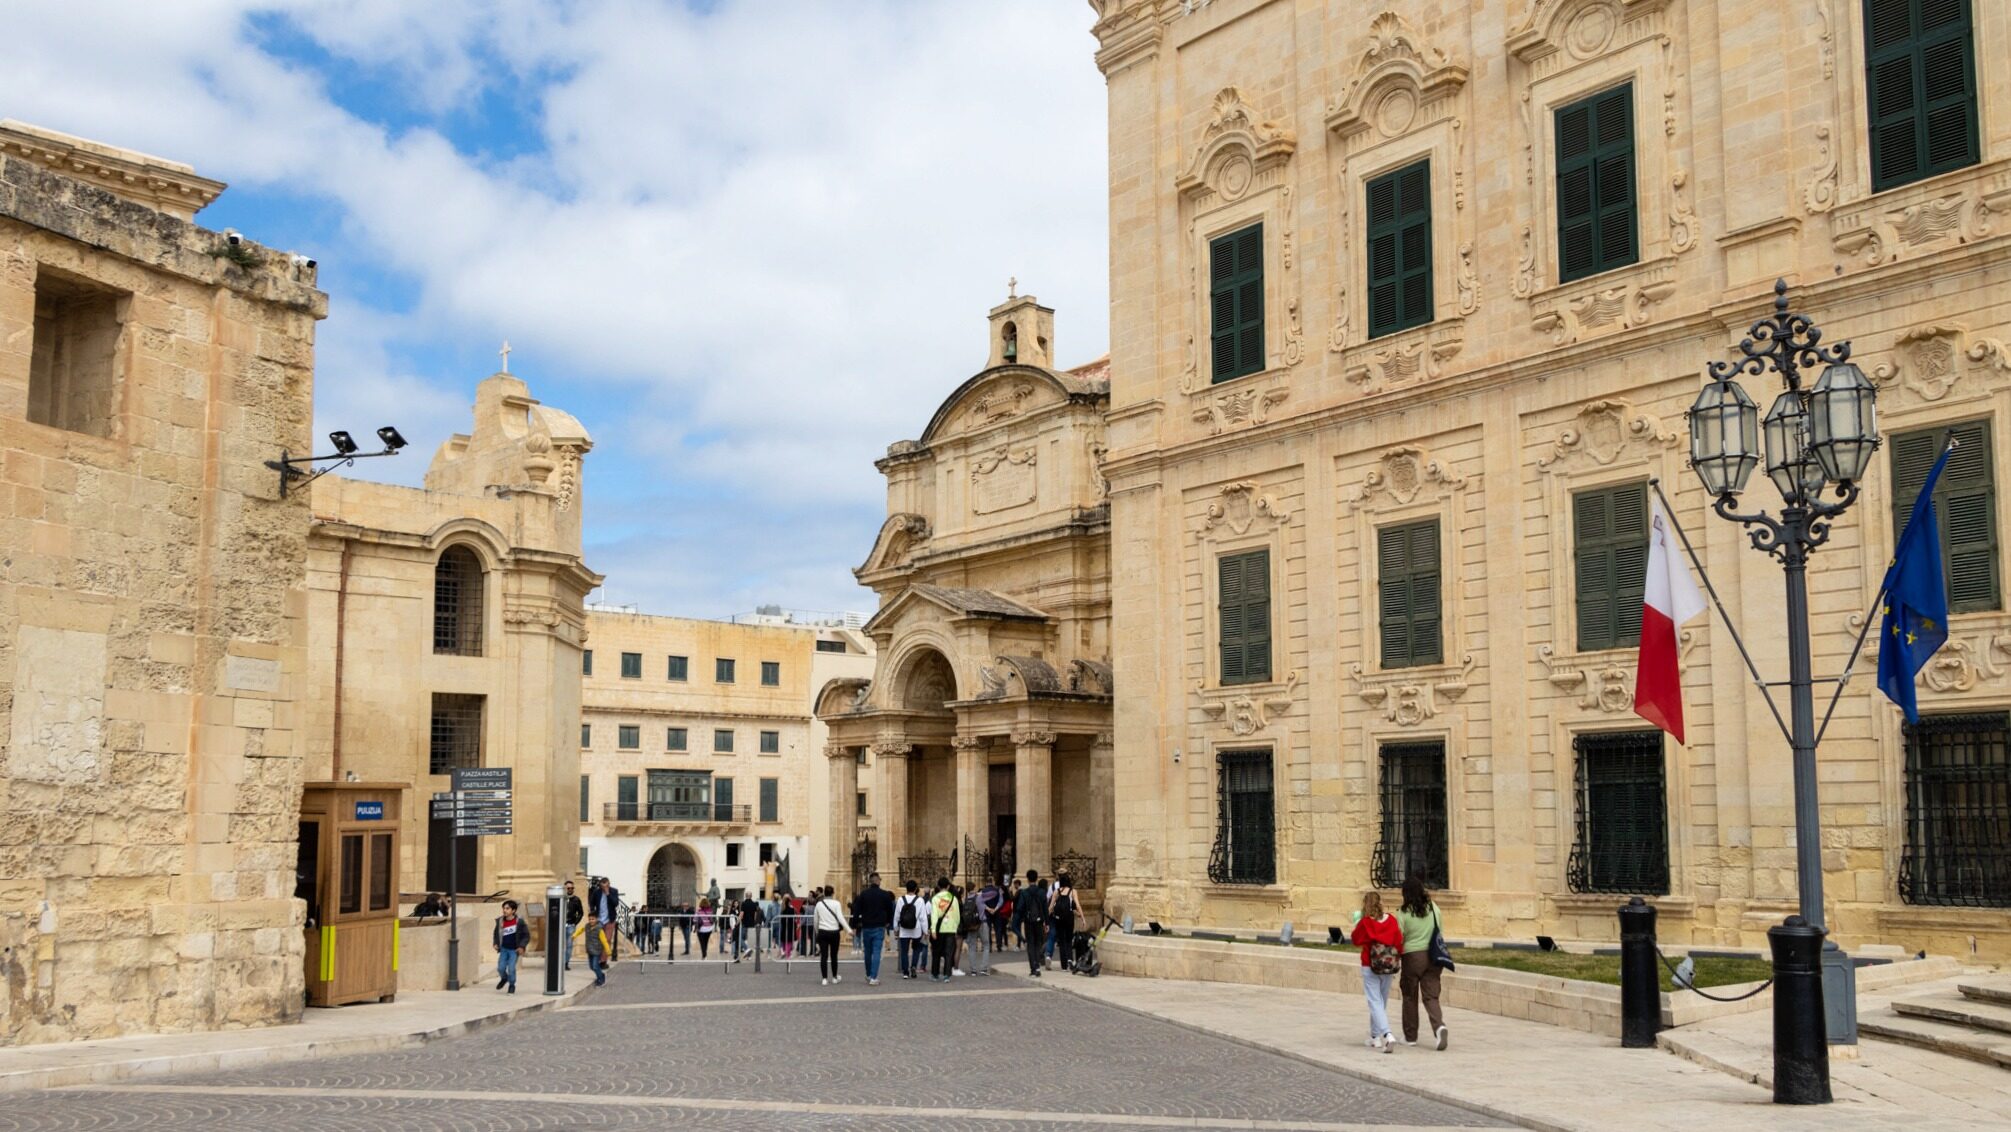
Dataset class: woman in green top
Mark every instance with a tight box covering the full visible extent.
[1396,876,1449,1050]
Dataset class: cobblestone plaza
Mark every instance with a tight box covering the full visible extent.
[0,965,1499,1131]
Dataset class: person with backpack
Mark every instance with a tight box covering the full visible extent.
[995,878,1016,951]
[492,900,529,993]
[853,873,895,985]
[1350,890,1404,1053]
[1049,873,1082,973]
[1396,876,1450,1050]
[1012,869,1049,978]
[928,877,961,982]
[971,877,1002,976]
[812,885,847,986]
[894,879,929,979]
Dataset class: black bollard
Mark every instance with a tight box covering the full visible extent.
[543,884,565,996]
[1769,915,1832,1105]
[1618,897,1661,1048]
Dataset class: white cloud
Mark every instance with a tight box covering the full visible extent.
[0,0,1109,612]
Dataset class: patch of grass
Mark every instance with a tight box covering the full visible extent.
[1446,947,1773,991]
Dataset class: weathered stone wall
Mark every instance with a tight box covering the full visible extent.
[0,152,325,1044]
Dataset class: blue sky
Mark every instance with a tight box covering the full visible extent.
[0,1,1109,617]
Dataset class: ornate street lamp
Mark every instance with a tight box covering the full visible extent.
[1685,280,1879,1105]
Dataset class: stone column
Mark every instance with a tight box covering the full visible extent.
[953,735,990,873]
[825,744,858,894]
[1012,729,1055,878]
[1090,732,1115,889]
[874,738,911,877]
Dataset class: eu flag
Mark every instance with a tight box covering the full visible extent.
[1878,446,1954,722]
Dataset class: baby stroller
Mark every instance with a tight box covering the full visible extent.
[1069,912,1120,977]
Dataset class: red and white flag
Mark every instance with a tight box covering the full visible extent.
[1633,502,1707,743]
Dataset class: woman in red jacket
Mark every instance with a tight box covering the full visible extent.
[1350,890,1404,1052]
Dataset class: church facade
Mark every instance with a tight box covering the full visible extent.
[820,296,1116,901]
[1090,0,2011,957]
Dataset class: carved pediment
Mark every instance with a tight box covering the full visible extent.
[1345,445,1469,513]
[1325,12,1468,142]
[1508,0,1674,66]
[1536,398,1680,473]
[856,513,932,576]
[1196,480,1292,538]
[1177,87,1296,203]
[1870,323,2011,405]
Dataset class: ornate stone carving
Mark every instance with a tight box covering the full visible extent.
[1343,334,1462,396]
[1010,729,1056,748]
[1803,124,1838,215]
[970,444,1038,514]
[1537,398,1681,472]
[1668,170,1698,252]
[1327,283,1351,354]
[1833,179,2005,266]
[1194,384,1290,435]
[1870,323,2011,404]
[964,382,1036,431]
[1088,438,1111,499]
[1198,480,1291,537]
[1196,671,1301,736]
[1513,225,1536,298]
[1348,654,1475,726]
[1346,445,1469,513]
[1178,87,1296,203]
[871,738,912,758]
[1457,241,1480,315]
[553,443,586,511]
[976,664,1010,700]
[1530,264,1678,345]
[1326,12,1467,144]
[951,735,989,752]
[1537,644,1637,712]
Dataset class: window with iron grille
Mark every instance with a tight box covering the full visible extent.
[429,693,484,775]
[1900,712,2011,907]
[1567,730,1669,894]
[760,778,779,823]
[761,661,781,686]
[1378,518,1442,669]
[620,652,642,679]
[432,546,484,656]
[1574,481,1648,651]
[1208,750,1276,885]
[716,658,736,683]
[714,728,734,753]
[667,726,688,751]
[1554,85,1636,283]
[618,724,640,750]
[668,655,688,681]
[1864,0,1979,192]
[760,730,780,754]
[1218,549,1273,686]
[1891,420,1997,613]
[582,650,593,676]
[1372,741,1449,889]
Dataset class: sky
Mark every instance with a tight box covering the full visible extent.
[0,1,1110,618]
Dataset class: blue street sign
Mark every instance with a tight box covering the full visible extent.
[354,801,385,820]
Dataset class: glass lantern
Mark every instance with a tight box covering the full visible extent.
[1763,390,1825,503]
[1807,361,1879,483]
[1688,378,1760,497]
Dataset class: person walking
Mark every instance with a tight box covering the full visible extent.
[695,898,716,959]
[928,877,960,982]
[492,900,529,993]
[600,879,623,961]
[994,879,1015,951]
[1351,890,1404,1053]
[1013,869,1049,978]
[854,873,895,985]
[677,901,694,956]
[971,876,1001,976]
[561,881,584,970]
[1396,876,1450,1050]
[737,892,764,962]
[894,880,928,980]
[575,912,611,986]
[812,885,847,986]
[1049,873,1081,973]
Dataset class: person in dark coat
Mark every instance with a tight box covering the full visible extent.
[1012,869,1050,978]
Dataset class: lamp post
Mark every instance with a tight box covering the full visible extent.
[1685,280,1879,1105]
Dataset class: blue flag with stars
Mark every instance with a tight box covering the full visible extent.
[1878,445,1954,722]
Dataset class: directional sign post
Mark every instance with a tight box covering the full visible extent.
[442,769,515,990]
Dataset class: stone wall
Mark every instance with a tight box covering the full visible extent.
[0,150,325,1044]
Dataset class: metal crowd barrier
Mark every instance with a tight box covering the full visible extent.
[615,912,908,975]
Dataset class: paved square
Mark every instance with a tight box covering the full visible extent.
[3,963,1505,1131]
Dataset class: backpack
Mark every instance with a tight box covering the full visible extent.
[898,896,919,931]
[961,893,980,925]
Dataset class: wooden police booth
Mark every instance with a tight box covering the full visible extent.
[298,782,407,1006]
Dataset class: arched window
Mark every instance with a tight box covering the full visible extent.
[433,545,485,656]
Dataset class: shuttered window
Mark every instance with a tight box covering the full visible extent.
[759,778,780,823]
[1865,0,1980,191]
[1378,519,1443,669]
[667,727,687,751]
[1209,223,1265,382]
[1218,549,1273,686]
[1891,420,1998,612]
[1568,730,1670,894]
[1555,85,1637,283]
[1574,482,1649,651]
[1366,160,1434,339]
[620,652,642,679]
[618,724,640,750]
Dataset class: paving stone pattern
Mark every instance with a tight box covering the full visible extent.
[5,967,1503,1131]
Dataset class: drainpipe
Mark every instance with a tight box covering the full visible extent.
[331,538,352,781]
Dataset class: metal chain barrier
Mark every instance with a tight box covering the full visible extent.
[1657,947,1775,1003]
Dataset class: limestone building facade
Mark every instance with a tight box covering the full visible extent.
[579,610,871,907]
[1091,0,2011,957]
[820,296,1116,902]
[0,123,323,1044]
[298,370,598,902]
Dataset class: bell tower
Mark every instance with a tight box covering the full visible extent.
[987,280,1054,369]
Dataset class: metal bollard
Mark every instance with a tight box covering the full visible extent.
[1618,897,1661,1048]
[1769,915,1832,1105]
[543,884,565,996]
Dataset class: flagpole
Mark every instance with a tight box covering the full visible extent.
[1811,438,1958,747]
[1647,479,1792,746]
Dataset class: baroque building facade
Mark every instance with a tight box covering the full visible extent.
[0,123,323,1044]
[298,368,599,901]
[1090,0,2011,957]
[578,609,871,907]
[820,296,1116,902]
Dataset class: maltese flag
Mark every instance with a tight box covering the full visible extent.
[1633,502,1707,743]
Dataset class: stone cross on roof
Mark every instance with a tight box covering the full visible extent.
[499,340,512,374]
[1008,276,1017,299]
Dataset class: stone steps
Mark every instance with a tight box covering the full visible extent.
[1959,979,2011,1009]
[1895,993,2011,1037]
[1861,1003,2011,1071]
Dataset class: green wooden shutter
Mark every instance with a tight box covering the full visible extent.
[1368,160,1434,339]
[1897,421,1999,613]
[1209,224,1265,382]
[1219,549,1272,685]
[1408,520,1443,665]
[1379,519,1442,668]
[1575,482,1648,651]
[759,778,779,823]
[1556,86,1637,284]
[1865,0,1979,192]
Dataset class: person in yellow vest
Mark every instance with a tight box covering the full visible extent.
[928,876,960,982]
